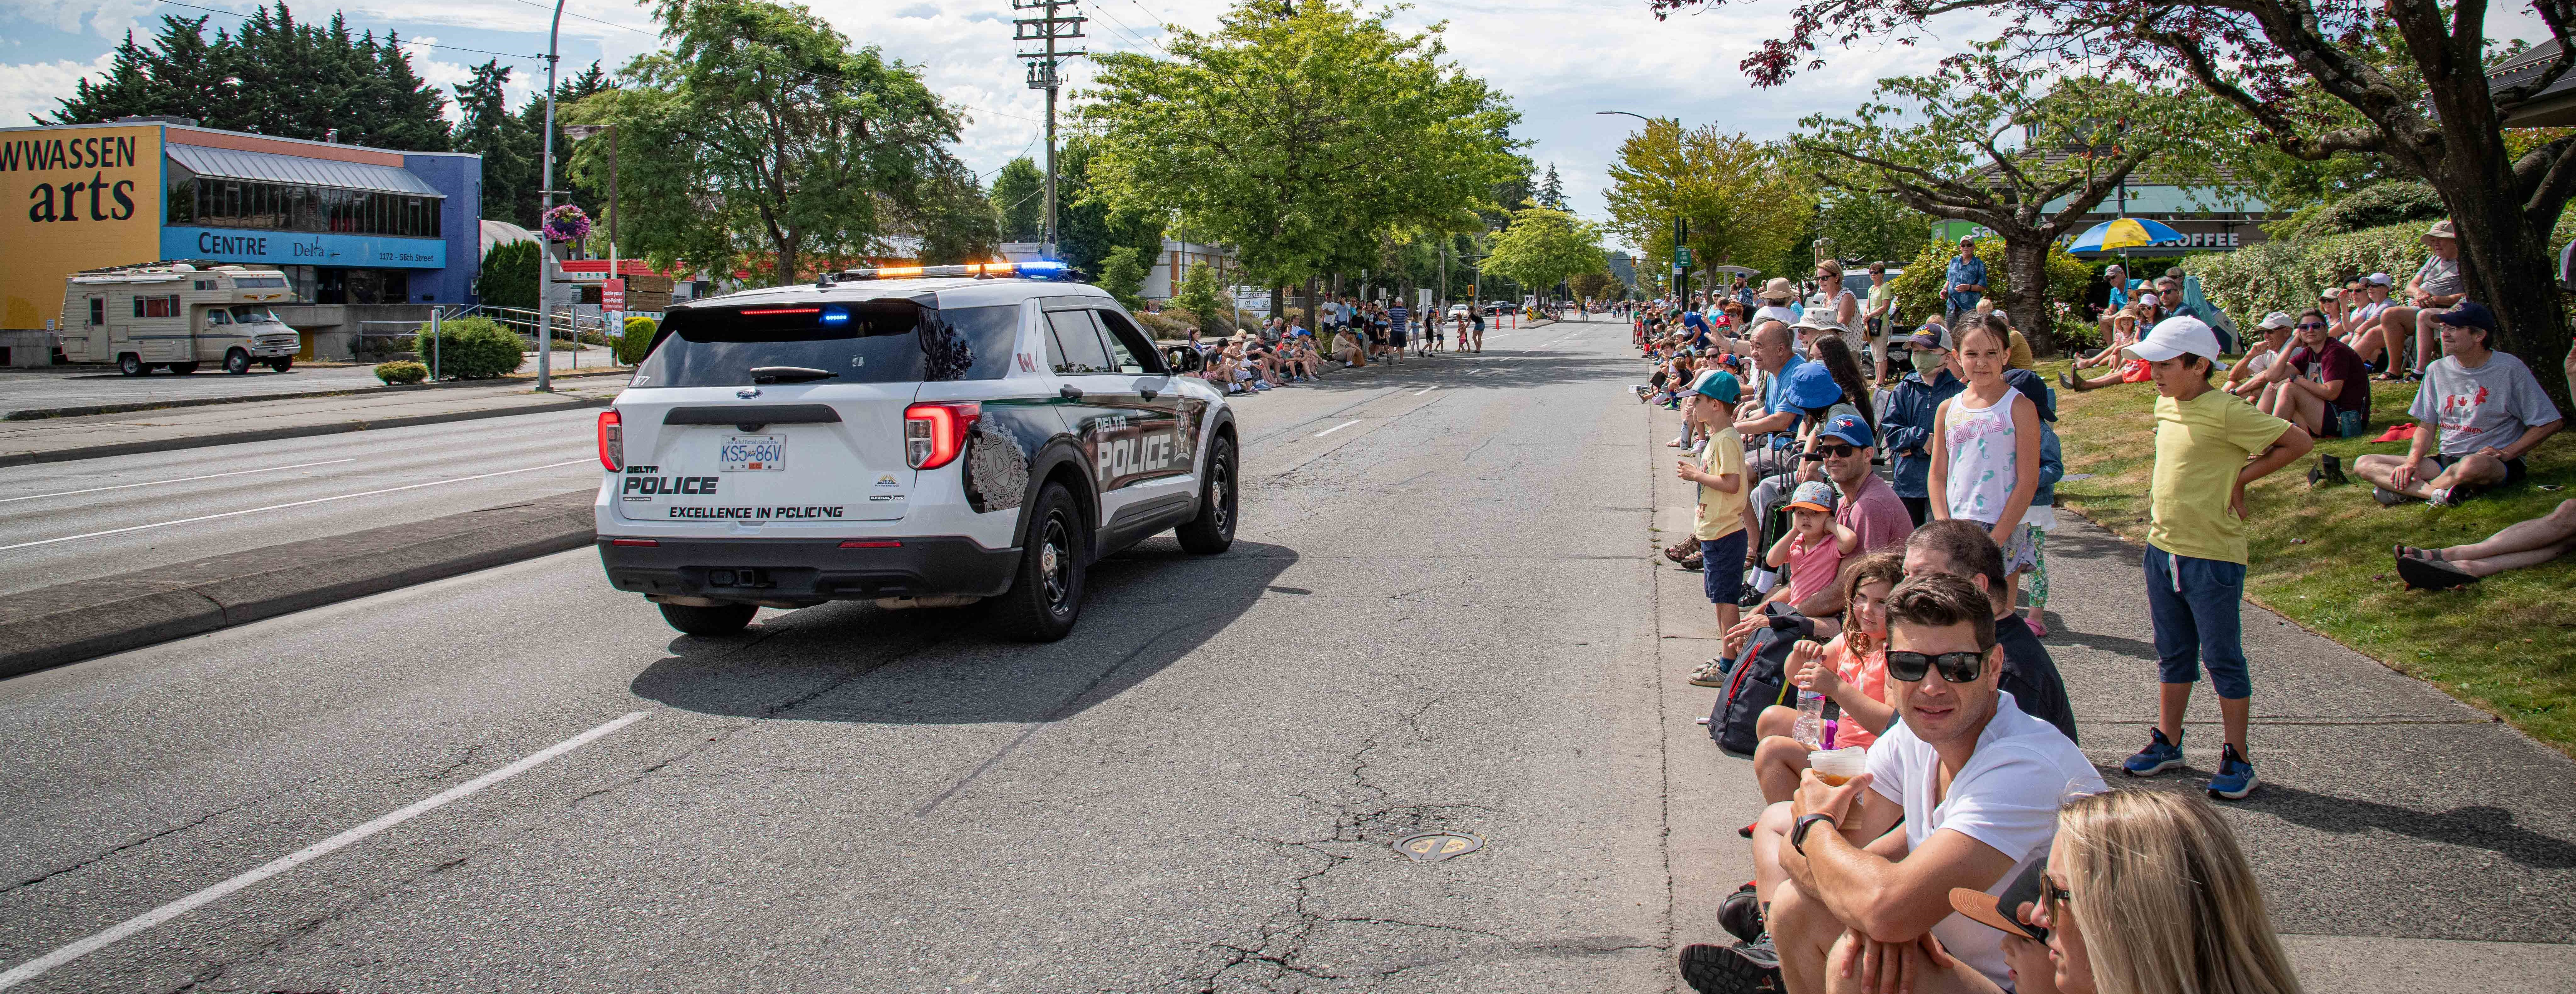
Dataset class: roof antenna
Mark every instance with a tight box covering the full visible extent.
[816,271,836,289]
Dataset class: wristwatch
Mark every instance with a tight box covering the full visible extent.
[1792,813,1840,855]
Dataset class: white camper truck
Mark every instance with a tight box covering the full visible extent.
[58,261,302,375]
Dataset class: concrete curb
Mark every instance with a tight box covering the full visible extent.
[0,490,597,679]
[0,393,613,468]
[3,367,633,421]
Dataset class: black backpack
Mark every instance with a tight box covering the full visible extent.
[1711,602,1807,755]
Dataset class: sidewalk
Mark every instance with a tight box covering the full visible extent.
[0,377,624,465]
[1641,407,2576,989]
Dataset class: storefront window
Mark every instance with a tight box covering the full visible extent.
[162,162,442,239]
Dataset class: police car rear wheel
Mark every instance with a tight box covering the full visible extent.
[658,601,758,636]
[1175,435,1236,554]
[992,482,1086,642]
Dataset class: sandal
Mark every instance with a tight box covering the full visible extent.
[2392,544,2435,561]
[2396,555,2479,590]
[1664,542,1695,564]
[1689,659,1731,688]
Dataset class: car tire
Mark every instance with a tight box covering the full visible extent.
[991,481,1087,642]
[118,354,145,376]
[658,601,758,636]
[224,349,252,374]
[268,357,293,373]
[167,362,198,375]
[1174,434,1236,554]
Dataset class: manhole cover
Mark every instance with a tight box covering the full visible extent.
[1394,831,1485,862]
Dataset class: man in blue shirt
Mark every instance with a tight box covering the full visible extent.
[1942,235,1988,327]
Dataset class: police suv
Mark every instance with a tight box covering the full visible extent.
[593,261,1236,641]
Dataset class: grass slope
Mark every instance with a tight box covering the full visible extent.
[2040,359,2576,753]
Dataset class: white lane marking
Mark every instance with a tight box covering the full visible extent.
[0,711,650,992]
[0,459,591,553]
[0,460,357,506]
[1413,385,1439,396]
[1313,420,1361,438]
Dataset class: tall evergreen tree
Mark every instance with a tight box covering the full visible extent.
[46,31,158,124]
[989,156,1044,242]
[515,62,612,226]
[45,8,450,151]
[454,61,536,227]
[1537,163,1565,209]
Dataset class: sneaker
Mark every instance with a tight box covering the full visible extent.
[2372,485,2406,507]
[1718,883,1764,944]
[1679,938,1780,994]
[2122,728,2186,777]
[2426,486,2454,507]
[2207,744,2259,800]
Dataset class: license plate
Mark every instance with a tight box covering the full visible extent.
[720,434,786,472]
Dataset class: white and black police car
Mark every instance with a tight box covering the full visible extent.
[593,261,1236,640]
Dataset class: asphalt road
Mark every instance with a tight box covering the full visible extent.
[0,408,600,597]
[0,349,617,417]
[0,316,1672,993]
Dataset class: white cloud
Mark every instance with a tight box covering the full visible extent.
[0,50,113,126]
[0,0,156,38]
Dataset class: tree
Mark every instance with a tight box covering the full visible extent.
[1174,261,1224,334]
[1569,269,1621,301]
[1817,186,1929,265]
[990,156,1045,242]
[48,9,452,151]
[478,239,541,309]
[1481,206,1607,296]
[905,160,1001,265]
[572,0,961,285]
[1053,136,1165,276]
[1645,0,2576,402]
[1100,246,1149,307]
[516,63,613,228]
[1082,0,1524,326]
[1791,50,2223,349]
[1604,121,1813,290]
[48,31,159,124]
[1537,162,1567,209]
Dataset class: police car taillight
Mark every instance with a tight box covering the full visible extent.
[903,402,980,469]
[597,410,623,471]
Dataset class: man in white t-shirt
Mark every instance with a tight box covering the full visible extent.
[1680,573,2104,994]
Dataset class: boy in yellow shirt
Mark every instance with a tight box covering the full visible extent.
[2118,317,2312,800]
[1676,372,1750,686]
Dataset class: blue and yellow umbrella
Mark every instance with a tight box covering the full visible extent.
[2068,217,2184,253]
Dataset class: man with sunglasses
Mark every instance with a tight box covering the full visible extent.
[1683,574,2103,994]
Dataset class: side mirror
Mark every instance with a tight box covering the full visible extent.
[1164,345,1204,373]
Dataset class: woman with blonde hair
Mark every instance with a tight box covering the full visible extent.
[1947,789,2305,994]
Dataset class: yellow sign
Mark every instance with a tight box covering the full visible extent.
[1,124,164,330]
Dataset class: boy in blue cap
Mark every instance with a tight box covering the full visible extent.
[1678,370,1751,685]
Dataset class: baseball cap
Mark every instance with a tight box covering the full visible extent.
[1906,329,1945,351]
[2260,311,2296,330]
[1785,480,1838,514]
[2126,315,2223,362]
[1958,234,1978,244]
[1694,369,1743,403]
[2434,300,2497,332]
[1818,412,1875,449]
[1949,856,2052,943]
[2366,272,2392,286]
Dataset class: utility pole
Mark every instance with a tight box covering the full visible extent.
[535,0,567,391]
[1015,0,1085,260]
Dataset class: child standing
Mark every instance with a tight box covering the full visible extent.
[1929,316,2044,604]
[1677,372,1750,687]
[1764,480,1859,609]
[2118,317,2312,800]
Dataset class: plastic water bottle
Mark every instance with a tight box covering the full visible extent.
[1792,689,1828,748]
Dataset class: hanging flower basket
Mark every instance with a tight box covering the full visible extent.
[542,204,593,243]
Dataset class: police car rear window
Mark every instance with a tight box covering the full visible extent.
[632,302,1016,387]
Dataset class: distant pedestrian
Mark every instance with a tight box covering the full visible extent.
[1942,236,1987,328]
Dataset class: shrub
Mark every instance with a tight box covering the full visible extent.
[617,316,659,365]
[373,361,427,385]
[2269,181,2447,241]
[478,240,540,310]
[1134,310,1196,340]
[1885,236,2090,333]
[2184,221,2428,332]
[412,316,526,379]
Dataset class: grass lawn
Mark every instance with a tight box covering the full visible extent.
[2039,358,2576,754]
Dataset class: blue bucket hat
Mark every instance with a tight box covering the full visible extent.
[1784,365,1847,410]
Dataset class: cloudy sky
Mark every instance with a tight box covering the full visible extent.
[0,0,2554,251]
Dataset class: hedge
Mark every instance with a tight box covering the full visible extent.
[2181,222,2428,330]
[373,361,426,385]
[1884,236,2091,335]
[617,315,659,366]
[412,316,526,379]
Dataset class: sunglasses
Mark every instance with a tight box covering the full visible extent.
[1809,443,1860,458]
[1886,649,1986,683]
[2298,322,2328,330]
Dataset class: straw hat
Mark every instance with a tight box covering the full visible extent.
[1758,277,1796,301]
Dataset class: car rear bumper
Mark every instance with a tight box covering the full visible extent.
[596,535,1021,604]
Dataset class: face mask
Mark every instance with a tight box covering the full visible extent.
[1911,351,1944,376]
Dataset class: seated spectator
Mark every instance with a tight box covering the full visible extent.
[2353,302,2563,506]
[1685,573,2106,994]
[2061,296,2168,391]
[1749,552,1905,804]
[1906,520,2078,742]
[2222,312,2298,406]
[2254,308,2371,440]
[1764,481,1861,611]
[1736,321,1846,481]
[1957,789,2307,994]
[2394,499,2576,588]
[2373,220,2469,380]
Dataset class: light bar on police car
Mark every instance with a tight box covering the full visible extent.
[831,261,1072,281]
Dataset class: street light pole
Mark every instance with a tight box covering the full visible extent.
[535,0,568,392]
[1596,110,1684,305]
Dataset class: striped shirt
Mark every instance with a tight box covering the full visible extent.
[1386,305,1409,332]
